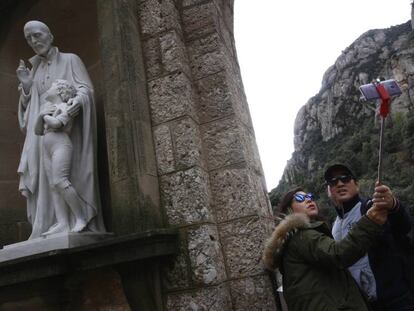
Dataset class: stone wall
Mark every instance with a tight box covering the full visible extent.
[137,0,276,309]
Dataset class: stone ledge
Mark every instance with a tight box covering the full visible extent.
[0,229,179,287]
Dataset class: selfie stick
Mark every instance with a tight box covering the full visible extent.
[374,82,391,184]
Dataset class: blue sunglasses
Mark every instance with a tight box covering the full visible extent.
[293,193,315,203]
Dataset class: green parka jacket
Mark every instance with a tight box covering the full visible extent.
[263,213,384,311]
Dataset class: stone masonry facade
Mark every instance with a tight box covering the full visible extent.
[138,0,276,309]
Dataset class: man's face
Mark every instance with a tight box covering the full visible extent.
[327,169,359,205]
[24,23,53,56]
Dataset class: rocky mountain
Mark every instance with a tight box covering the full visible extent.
[270,21,414,218]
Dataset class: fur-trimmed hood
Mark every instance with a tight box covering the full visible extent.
[262,213,310,270]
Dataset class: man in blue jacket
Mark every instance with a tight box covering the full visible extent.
[324,164,414,311]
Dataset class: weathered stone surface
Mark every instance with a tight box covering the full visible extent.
[230,275,276,311]
[154,117,203,175]
[166,284,232,310]
[182,2,219,41]
[148,72,197,125]
[210,166,261,222]
[138,0,181,37]
[188,225,226,285]
[160,30,191,77]
[239,123,264,175]
[172,117,204,170]
[153,124,176,175]
[160,167,212,225]
[202,117,245,170]
[181,0,206,7]
[251,173,272,218]
[187,32,229,80]
[143,37,163,80]
[219,216,273,278]
[195,71,235,123]
[143,30,190,81]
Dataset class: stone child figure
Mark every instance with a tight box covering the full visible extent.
[16,20,105,238]
[34,80,89,234]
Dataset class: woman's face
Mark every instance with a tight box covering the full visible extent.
[291,191,319,217]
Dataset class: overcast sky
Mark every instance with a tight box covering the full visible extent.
[234,1,412,190]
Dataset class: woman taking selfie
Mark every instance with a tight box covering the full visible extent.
[263,187,387,311]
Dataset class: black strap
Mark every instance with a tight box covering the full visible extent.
[266,270,283,311]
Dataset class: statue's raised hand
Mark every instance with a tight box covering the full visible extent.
[16,59,33,93]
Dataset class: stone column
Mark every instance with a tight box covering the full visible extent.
[138,0,276,309]
[97,0,162,234]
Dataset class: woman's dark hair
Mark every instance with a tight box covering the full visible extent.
[277,187,304,214]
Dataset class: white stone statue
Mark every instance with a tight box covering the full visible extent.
[16,20,106,238]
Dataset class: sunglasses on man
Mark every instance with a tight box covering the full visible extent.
[326,175,353,187]
[293,193,315,203]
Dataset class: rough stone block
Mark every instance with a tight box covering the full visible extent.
[201,117,245,170]
[251,173,273,218]
[210,166,266,222]
[218,0,234,38]
[181,0,205,7]
[160,30,191,77]
[143,37,163,80]
[239,124,264,175]
[182,2,219,41]
[195,70,236,123]
[171,117,204,170]
[230,275,277,311]
[153,124,176,175]
[187,32,229,80]
[219,216,273,278]
[160,167,212,225]
[148,72,197,125]
[166,284,232,310]
[143,31,190,81]
[139,0,181,37]
[233,80,253,128]
[187,225,226,285]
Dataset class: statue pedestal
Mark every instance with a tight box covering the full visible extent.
[0,229,178,310]
[0,232,114,262]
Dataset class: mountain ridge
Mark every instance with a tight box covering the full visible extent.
[270,21,414,218]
